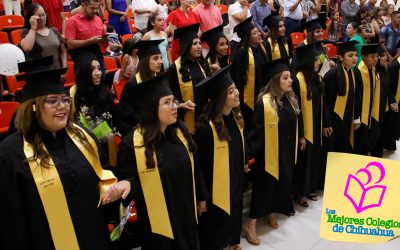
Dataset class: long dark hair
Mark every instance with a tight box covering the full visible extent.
[146,13,160,32]
[206,35,229,67]
[179,36,210,82]
[74,60,113,115]
[137,56,161,81]
[197,86,244,141]
[24,3,45,29]
[296,56,324,100]
[138,98,196,169]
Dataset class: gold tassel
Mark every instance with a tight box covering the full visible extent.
[32,104,36,112]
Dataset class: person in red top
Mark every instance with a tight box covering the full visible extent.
[65,0,108,54]
[166,0,199,62]
[32,0,66,36]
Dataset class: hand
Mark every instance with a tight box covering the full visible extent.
[179,100,196,112]
[197,201,207,216]
[119,15,126,22]
[328,60,336,68]
[91,36,104,43]
[354,122,361,130]
[210,63,220,72]
[30,15,39,30]
[322,127,333,137]
[299,137,306,151]
[390,102,399,112]
[244,164,250,173]
[61,74,66,83]
[102,180,131,205]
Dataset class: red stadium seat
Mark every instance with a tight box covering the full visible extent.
[0,101,20,134]
[290,32,304,49]
[113,78,127,105]
[10,29,22,45]
[325,43,337,59]
[128,19,137,33]
[0,31,9,43]
[0,15,24,31]
[64,61,75,88]
[217,4,228,14]
[5,75,25,95]
[121,33,133,44]
[104,56,119,75]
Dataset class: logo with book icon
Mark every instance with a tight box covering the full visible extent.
[344,161,387,214]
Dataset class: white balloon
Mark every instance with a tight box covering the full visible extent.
[0,44,25,76]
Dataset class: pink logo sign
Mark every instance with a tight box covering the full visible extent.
[344,162,387,214]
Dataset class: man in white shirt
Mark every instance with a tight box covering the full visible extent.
[131,0,158,33]
[228,0,251,55]
[283,0,304,39]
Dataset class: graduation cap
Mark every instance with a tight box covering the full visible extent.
[234,16,255,39]
[304,18,322,32]
[201,25,225,49]
[195,66,233,100]
[336,40,359,55]
[361,43,380,55]
[294,43,320,59]
[16,56,67,100]
[68,44,103,66]
[132,39,164,59]
[264,58,290,81]
[263,14,280,30]
[173,23,200,45]
[127,73,172,111]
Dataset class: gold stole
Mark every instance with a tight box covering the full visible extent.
[133,128,197,239]
[209,119,244,215]
[371,70,381,123]
[358,61,373,126]
[24,125,117,250]
[135,73,143,83]
[297,72,322,145]
[334,66,355,147]
[262,94,298,180]
[175,57,206,133]
[244,47,256,110]
[396,57,400,103]
[269,38,289,60]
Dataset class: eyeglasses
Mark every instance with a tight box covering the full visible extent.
[44,96,72,108]
[37,13,47,18]
[160,99,179,109]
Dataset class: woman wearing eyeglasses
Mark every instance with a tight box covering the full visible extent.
[0,58,130,250]
[116,74,208,250]
[21,3,67,71]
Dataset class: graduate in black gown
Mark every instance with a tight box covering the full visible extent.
[195,67,245,250]
[115,74,208,250]
[383,42,400,151]
[0,57,130,250]
[242,59,301,245]
[262,14,290,62]
[201,24,230,73]
[292,43,331,207]
[367,46,398,157]
[354,44,385,155]
[117,39,164,136]
[322,41,362,154]
[231,17,269,134]
[169,23,210,134]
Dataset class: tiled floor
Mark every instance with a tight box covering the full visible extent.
[239,143,400,250]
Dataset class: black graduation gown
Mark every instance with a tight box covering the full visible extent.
[382,59,400,151]
[322,66,361,153]
[116,77,142,137]
[168,60,207,128]
[368,65,390,157]
[115,126,208,250]
[195,113,244,250]
[290,42,328,75]
[247,95,298,218]
[263,37,290,62]
[0,129,112,250]
[231,45,268,135]
[292,75,330,197]
[354,68,374,155]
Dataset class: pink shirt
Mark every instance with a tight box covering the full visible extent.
[192,3,223,33]
[65,13,108,53]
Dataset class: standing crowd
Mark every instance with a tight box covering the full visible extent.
[1,0,400,249]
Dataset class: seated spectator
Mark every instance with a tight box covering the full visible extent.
[143,14,172,70]
[32,0,66,35]
[105,0,130,36]
[327,10,340,42]
[382,3,394,25]
[105,25,123,57]
[21,3,67,71]
[114,34,141,84]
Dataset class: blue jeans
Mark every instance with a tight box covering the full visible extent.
[341,24,348,42]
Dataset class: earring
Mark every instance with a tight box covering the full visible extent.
[32,104,36,111]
